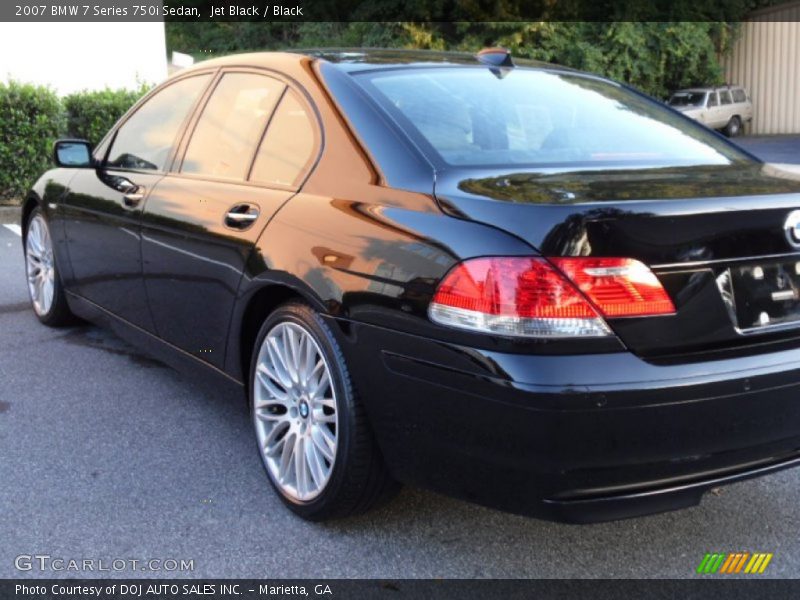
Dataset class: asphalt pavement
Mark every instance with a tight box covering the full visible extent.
[3,137,800,579]
[735,135,800,164]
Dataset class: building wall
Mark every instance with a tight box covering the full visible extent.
[0,22,167,95]
[724,3,800,134]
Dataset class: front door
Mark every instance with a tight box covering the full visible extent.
[61,73,212,330]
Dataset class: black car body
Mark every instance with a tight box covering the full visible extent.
[22,49,800,522]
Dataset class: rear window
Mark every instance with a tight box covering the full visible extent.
[359,68,749,168]
[732,88,747,103]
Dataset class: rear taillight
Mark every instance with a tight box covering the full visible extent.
[428,257,674,338]
[549,257,675,318]
[428,257,611,338]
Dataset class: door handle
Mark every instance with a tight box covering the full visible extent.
[225,204,260,229]
[226,212,258,223]
[108,175,144,208]
[103,174,144,208]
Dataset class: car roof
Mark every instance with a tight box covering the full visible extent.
[181,48,575,76]
[673,86,745,94]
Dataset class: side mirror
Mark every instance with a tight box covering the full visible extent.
[53,139,94,168]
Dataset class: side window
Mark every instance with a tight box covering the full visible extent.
[707,92,719,107]
[182,73,285,180]
[720,90,732,105]
[732,89,747,103]
[250,90,317,188]
[107,75,210,171]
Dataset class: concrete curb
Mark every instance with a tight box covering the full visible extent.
[0,206,21,224]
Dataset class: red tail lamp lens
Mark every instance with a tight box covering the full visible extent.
[549,257,675,317]
[429,257,611,338]
[429,256,673,338]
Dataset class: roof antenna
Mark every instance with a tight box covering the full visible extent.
[476,47,515,79]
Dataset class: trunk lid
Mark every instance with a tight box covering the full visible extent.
[435,163,800,358]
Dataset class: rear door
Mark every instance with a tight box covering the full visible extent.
[140,70,321,368]
[718,89,735,127]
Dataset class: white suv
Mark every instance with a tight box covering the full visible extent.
[668,86,753,137]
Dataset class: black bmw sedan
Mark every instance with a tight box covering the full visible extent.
[22,48,800,523]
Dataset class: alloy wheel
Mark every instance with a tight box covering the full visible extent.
[25,214,55,317]
[253,321,339,501]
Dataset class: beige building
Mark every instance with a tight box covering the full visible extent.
[724,2,800,134]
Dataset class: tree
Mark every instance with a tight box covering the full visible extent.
[164,0,782,97]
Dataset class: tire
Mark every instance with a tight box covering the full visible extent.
[249,301,399,520]
[724,116,742,138]
[24,207,75,327]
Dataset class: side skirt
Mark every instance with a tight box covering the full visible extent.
[65,291,247,403]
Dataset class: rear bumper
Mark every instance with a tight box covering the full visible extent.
[333,318,800,523]
[544,452,800,523]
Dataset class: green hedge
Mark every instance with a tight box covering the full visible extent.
[63,85,149,146]
[0,81,64,200]
[0,82,147,201]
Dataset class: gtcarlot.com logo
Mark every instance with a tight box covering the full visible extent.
[697,552,773,575]
[14,554,194,572]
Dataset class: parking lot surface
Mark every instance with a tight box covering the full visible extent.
[735,135,800,164]
[2,136,800,579]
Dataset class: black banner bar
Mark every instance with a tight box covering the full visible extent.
[2,579,799,600]
[2,0,800,22]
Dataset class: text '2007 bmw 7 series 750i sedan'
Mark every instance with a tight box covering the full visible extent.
[21,48,800,523]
